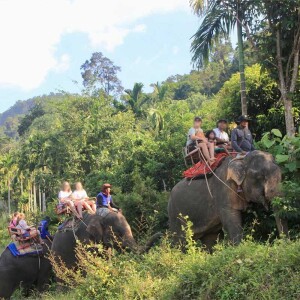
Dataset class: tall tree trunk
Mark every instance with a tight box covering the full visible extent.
[39,186,42,212]
[42,191,46,212]
[33,181,37,212]
[283,96,295,136]
[29,182,32,212]
[276,29,295,136]
[8,179,11,215]
[20,176,23,194]
[237,7,247,116]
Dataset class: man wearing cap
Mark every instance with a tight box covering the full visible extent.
[213,119,230,145]
[231,115,255,154]
[96,183,120,212]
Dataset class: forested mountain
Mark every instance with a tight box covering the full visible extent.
[0,93,66,139]
[0,99,35,126]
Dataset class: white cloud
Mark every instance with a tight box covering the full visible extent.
[0,0,188,90]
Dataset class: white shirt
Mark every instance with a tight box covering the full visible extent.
[187,127,204,146]
[213,128,229,142]
[58,191,72,201]
[72,189,88,200]
[17,219,29,234]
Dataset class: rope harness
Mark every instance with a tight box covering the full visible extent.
[71,214,89,242]
[190,149,246,202]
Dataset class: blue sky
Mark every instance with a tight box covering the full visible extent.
[0,0,201,113]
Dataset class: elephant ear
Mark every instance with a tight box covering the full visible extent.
[86,218,103,243]
[227,160,246,186]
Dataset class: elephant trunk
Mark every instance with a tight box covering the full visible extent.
[123,232,162,254]
[141,232,163,253]
[122,227,139,252]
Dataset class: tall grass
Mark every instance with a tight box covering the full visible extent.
[2,212,299,299]
[44,229,300,300]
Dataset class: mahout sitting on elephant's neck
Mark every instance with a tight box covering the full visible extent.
[168,150,287,251]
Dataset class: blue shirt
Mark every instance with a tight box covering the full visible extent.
[96,192,112,208]
[38,220,51,239]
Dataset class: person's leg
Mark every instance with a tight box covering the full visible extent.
[198,143,211,162]
[68,200,81,219]
[219,144,230,154]
[82,201,94,214]
[76,201,83,219]
[29,229,37,237]
[208,142,216,160]
[87,200,96,213]
[30,229,43,244]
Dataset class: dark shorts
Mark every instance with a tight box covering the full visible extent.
[22,232,30,238]
[188,141,197,152]
[188,140,205,152]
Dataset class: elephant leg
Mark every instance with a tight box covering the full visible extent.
[36,271,51,292]
[169,222,186,249]
[200,231,223,253]
[275,216,289,238]
[221,208,243,245]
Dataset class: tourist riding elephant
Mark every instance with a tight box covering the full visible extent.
[168,150,287,250]
[51,212,161,268]
[0,239,52,299]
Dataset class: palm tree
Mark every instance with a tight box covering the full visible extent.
[124,83,148,117]
[0,154,18,215]
[190,0,248,115]
[148,108,164,134]
[151,82,168,104]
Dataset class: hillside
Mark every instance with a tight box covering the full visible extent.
[0,93,65,139]
[0,98,37,126]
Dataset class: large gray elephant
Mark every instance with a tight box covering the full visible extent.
[51,212,161,268]
[168,150,287,249]
[0,239,52,299]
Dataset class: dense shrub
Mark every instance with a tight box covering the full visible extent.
[47,237,300,300]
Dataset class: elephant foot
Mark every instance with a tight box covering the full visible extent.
[200,231,223,253]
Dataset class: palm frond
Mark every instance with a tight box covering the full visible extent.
[132,83,144,101]
[191,1,236,68]
[189,0,209,16]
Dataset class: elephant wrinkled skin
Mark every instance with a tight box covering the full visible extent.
[0,239,52,299]
[168,151,285,249]
[51,212,161,268]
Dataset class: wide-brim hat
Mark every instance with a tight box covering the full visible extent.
[236,115,251,123]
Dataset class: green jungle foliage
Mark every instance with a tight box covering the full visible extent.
[0,42,299,299]
[40,227,300,300]
[0,54,299,233]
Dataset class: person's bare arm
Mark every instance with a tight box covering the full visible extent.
[190,133,200,141]
[191,134,207,143]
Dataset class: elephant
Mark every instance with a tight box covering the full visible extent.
[168,150,287,250]
[51,211,161,269]
[0,239,52,299]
